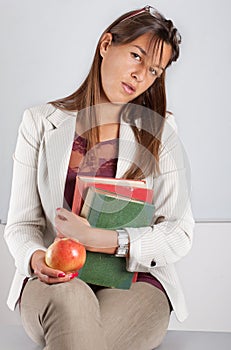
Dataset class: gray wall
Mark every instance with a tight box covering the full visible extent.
[1,0,231,222]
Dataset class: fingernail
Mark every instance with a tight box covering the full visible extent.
[56,208,61,211]
[70,272,78,279]
[58,273,65,277]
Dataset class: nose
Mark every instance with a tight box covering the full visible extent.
[131,66,147,82]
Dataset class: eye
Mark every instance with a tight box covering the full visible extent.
[131,52,141,62]
[149,67,158,76]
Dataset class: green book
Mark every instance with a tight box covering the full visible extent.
[78,187,155,289]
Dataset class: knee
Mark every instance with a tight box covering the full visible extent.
[45,278,98,312]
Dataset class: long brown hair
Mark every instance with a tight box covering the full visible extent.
[50,7,181,179]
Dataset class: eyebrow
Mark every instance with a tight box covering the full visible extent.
[133,45,147,56]
[132,45,165,71]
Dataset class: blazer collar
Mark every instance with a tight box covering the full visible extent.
[46,106,77,129]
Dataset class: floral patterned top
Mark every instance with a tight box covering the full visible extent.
[64,133,119,210]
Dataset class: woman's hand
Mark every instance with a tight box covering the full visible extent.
[30,250,78,284]
[55,208,91,244]
[55,207,118,254]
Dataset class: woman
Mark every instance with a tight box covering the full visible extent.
[4,5,194,350]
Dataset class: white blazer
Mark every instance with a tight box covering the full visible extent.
[4,104,195,322]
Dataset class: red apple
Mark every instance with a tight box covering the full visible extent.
[45,238,86,273]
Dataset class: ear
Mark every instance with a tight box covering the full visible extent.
[100,33,113,58]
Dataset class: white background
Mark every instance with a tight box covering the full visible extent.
[0,0,231,334]
[0,0,231,222]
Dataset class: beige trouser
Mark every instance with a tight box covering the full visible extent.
[20,278,170,350]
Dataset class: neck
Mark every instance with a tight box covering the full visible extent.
[98,96,124,124]
[76,101,124,137]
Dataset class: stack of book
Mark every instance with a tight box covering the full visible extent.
[72,175,155,289]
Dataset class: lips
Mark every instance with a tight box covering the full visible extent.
[121,82,136,95]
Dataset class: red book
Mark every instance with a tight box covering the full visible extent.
[72,175,153,216]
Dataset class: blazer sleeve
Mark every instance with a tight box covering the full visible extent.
[126,114,195,271]
[4,109,47,277]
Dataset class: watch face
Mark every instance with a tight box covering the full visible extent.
[115,246,129,257]
[116,230,129,257]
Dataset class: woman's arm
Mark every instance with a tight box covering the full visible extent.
[4,108,76,283]
[4,109,47,277]
[126,114,195,270]
[55,208,119,254]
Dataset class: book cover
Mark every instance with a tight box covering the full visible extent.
[81,187,155,228]
[78,187,155,289]
[72,175,152,215]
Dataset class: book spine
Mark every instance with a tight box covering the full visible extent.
[132,272,138,283]
[94,184,153,203]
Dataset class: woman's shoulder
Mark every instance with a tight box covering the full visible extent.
[20,103,55,125]
[165,111,178,133]
[159,112,179,153]
[25,103,57,120]
[22,103,76,129]
[161,112,178,141]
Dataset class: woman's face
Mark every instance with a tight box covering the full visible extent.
[99,32,172,104]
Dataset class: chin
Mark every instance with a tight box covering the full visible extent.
[109,97,133,105]
[102,91,135,105]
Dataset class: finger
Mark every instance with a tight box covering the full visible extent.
[56,232,66,239]
[40,264,66,278]
[35,262,78,282]
[41,262,79,280]
[55,216,66,232]
[54,216,59,228]
[55,217,66,234]
[78,217,91,226]
[37,272,79,284]
[55,215,69,229]
[56,214,68,221]
[56,208,70,218]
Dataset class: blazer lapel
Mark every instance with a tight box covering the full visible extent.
[116,119,153,188]
[45,109,77,212]
[116,120,136,178]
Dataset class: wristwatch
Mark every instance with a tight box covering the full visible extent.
[115,229,129,257]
